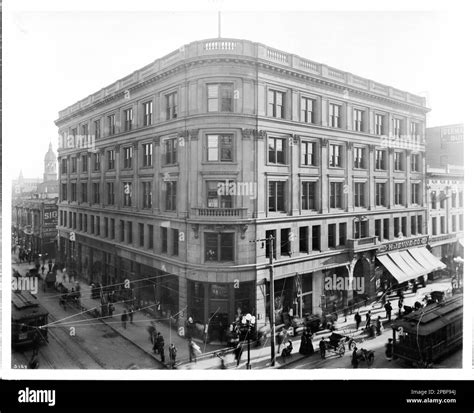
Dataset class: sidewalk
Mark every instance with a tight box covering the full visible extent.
[12,260,227,368]
[178,277,454,369]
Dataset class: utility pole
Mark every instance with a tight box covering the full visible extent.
[268,235,276,366]
[250,235,276,366]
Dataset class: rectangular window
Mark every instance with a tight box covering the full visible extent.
[207,181,233,208]
[394,152,403,171]
[71,157,77,173]
[354,220,368,239]
[375,183,386,206]
[353,109,364,132]
[339,223,347,246]
[107,182,115,205]
[205,232,234,261]
[301,97,315,123]
[280,228,291,256]
[82,124,89,139]
[299,227,309,253]
[78,213,83,231]
[439,192,446,209]
[165,181,177,211]
[301,182,316,210]
[375,150,386,170]
[93,182,100,204]
[353,147,366,169]
[120,220,125,242]
[104,217,108,238]
[108,114,116,135]
[452,217,457,232]
[124,108,133,132]
[148,225,154,249]
[93,153,100,171]
[375,219,382,241]
[61,184,67,201]
[410,216,417,235]
[393,118,402,138]
[143,143,153,167]
[94,119,101,139]
[165,138,177,164]
[172,228,179,256]
[394,217,400,238]
[268,90,285,118]
[166,92,178,120]
[107,150,115,170]
[207,83,233,112]
[123,182,132,207]
[61,158,68,174]
[143,101,153,126]
[142,182,152,209]
[459,192,463,207]
[82,154,88,172]
[402,217,407,236]
[81,182,88,203]
[312,226,321,251]
[268,181,286,212]
[411,154,421,172]
[410,121,420,140]
[268,137,286,164]
[431,217,437,236]
[375,114,384,135]
[330,182,343,209]
[329,103,341,128]
[394,183,403,205]
[71,183,77,202]
[329,144,343,167]
[139,223,144,247]
[127,221,133,243]
[354,182,366,207]
[83,214,88,233]
[328,224,336,248]
[459,214,463,230]
[440,216,446,234]
[411,183,420,205]
[110,218,115,239]
[417,215,423,234]
[207,134,233,162]
[383,218,389,240]
[451,192,457,208]
[90,215,95,234]
[301,141,317,166]
[96,216,101,236]
[265,230,277,258]
[124,147,133,169]
[431,191,437,209]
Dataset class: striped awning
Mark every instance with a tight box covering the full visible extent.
[377,247,446,284]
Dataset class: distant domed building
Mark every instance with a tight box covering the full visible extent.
[37,142,59,198]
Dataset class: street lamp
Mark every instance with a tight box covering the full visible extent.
[244,313,256,370]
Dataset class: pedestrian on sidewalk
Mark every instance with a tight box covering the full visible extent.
[365,311,372,329]
[153,332,165,362]
[121,310,128,329]
[385,338,393,361]
[384,301,393,321]
[398,297,404,317]
[234,341,244,366]
[351,347,359,368]
[375,316,383,336]
[188,339,199,363]
[354,312,362,330]
[343,306,348,322]
[108,302,115,318]
[319,337,327,360]
[277,329,287,353]
[169,344,177,368]
[41,265,45,276]
[147,322,157,344]
[128,305,134,324]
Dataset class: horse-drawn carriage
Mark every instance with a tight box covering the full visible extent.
[322,332,356,357]
[58,284,81,310]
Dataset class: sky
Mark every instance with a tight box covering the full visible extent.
[3,2,471,179]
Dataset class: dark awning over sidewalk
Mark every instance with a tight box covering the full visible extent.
[377,247,446,284]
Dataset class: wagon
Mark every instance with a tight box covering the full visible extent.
[322,332,356,357]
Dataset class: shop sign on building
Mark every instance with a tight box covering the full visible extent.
[378,236,429,254]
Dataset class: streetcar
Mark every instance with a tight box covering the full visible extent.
[12,290,49,348]
[391,293,462,367]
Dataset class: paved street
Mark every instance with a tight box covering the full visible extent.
[12,262,165,370]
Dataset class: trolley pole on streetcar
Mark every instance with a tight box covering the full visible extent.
[250,235,276,367]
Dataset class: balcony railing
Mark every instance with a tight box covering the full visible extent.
[191,207,248,219]
[347,236,379,250]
